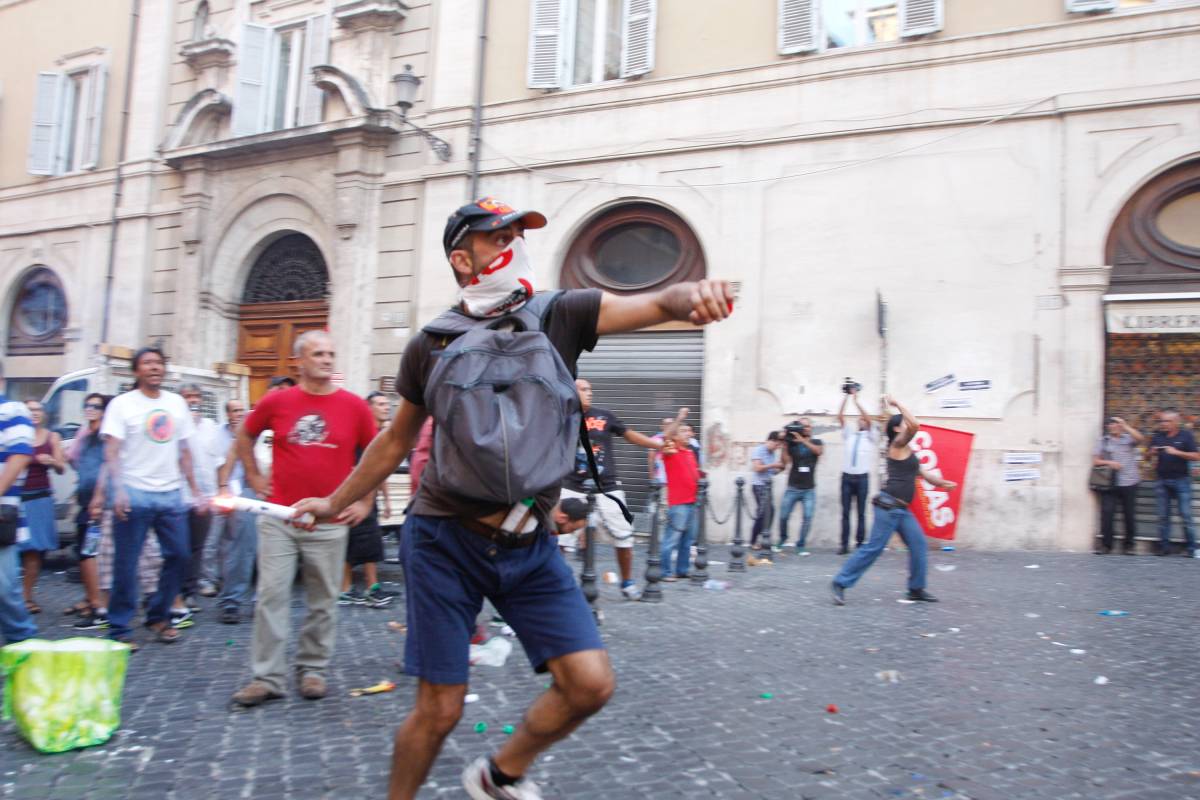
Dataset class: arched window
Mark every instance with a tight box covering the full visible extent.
[242,233,329,303]
[560,203,705,294]
[7,267,67,356]
[193,1,210,41]
[1107,159,1200,293]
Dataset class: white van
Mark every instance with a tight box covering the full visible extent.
[41,344,250,542]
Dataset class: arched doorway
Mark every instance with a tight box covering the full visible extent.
[237,232,329,402]
[562,203,707,520]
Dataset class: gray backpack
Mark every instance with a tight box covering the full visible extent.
[421,292,582,506]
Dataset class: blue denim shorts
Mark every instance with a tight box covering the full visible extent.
[400,514,604,685]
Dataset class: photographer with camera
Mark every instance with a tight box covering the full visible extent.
[749,432,786,551]
[778,418,823,553]
[837,379,877,555]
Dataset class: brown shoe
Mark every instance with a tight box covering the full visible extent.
[299,673,327,700]
[232,680,284,707]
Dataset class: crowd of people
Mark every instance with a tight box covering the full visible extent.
[0,194,1196,800]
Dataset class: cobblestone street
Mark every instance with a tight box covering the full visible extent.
[2,545,1199,799]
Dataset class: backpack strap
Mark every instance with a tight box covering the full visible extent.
[421,290,564,338]
[578,415,634,524]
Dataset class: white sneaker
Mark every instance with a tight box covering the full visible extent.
[621,583,642,600]
[462,756,543,800]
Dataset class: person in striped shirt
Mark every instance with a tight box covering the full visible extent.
[0,363,37,644]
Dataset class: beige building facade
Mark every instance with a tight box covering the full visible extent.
[2,0,1198,549]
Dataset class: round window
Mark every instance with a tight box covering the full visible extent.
[592,223,681,288]
[561,203,705,294]
[15,271,67,339]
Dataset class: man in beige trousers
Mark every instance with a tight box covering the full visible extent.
[229,331,376,706]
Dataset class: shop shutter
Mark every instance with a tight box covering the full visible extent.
[576,331,704,520]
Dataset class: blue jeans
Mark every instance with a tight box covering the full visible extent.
[108,487,190,639]
[750,483,774,547]
[833,499,928,592]
[218,487,259,610]
[1155,477,1197,552]
[0,544,37,644]
[661,503,697,577]
[778,487,815,547]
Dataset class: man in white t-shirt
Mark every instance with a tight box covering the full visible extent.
[178,383,226,613]
[94,347,198,647]
[837,387,877,555]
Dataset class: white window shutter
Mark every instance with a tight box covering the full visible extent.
[232,23,271,137]
[527,0,567,89]
[778,0,818,55]
[900,0,943,37]
[81,64,108,170]
[620,0,656,78]
[301,14,330,126]
[1064,0,1118,12]
[28,71,62,175]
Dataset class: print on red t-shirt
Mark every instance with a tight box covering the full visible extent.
[243,387,376,507]
[662,448,699,506]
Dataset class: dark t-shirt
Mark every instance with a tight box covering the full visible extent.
[786,438,823,490]
[395,289,602,522]
[1151,429,1197,479]
[564,408,627,492]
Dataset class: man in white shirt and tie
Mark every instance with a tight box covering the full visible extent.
[838,387,877,555]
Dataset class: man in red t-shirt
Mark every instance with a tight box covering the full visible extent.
[229,331,376,707]
[657,407,700,581]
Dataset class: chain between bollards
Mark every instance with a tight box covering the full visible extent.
[691,477,709,584]
[728,477,747,572]
[641,484,664,602]
[580,493,599,618]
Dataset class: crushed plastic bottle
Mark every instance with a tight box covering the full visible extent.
[469,637,513,667]
[941,545,955,552]
[703,579,730,591]
[1097,610,1129,617]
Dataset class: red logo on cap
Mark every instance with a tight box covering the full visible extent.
[477,197,515,215]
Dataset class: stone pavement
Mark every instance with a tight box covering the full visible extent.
[2,544,1199,799]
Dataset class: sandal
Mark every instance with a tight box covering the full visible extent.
[146,621,181,643]
[110,636,140,653]
[63,601,90,616]
[25,601,41,614]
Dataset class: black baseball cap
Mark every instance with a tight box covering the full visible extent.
[268,375,296,389]
[442,197,547,256]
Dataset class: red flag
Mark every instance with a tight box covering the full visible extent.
[909,424,974,541]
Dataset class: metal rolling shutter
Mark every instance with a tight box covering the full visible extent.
[576,331,704,521]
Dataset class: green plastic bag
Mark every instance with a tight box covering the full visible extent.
[0,637,131,753]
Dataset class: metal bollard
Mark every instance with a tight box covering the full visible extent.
[729,477,747,572]
[580,493,599,614]
[642,485,664,603]
[691,478,709,585]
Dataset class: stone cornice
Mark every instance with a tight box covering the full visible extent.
[161,113,401,168]
[1059,266,1114,293]
[180,37,236,72]
[334,0,407,32]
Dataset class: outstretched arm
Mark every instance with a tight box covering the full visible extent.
[597,280,734,335]
[919,468,956,490]
[624,429,663,450]
[886,395,920,449]
[837,395,849,428]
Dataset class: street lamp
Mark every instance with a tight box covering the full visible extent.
[391,64,452,162]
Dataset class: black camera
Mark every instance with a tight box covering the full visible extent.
[784,421,808,438]
[841,377,862,395]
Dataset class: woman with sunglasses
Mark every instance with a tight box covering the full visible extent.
[66,393,111,629]
[19,399,65,614]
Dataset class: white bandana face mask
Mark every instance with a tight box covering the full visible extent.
[458,235,536,318]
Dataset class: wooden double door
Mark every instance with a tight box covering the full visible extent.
[237,299,328,403]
